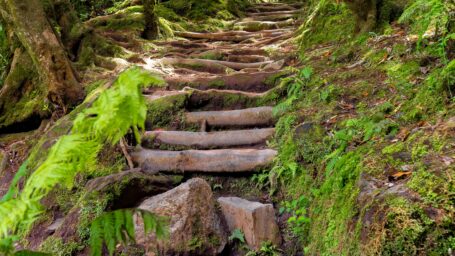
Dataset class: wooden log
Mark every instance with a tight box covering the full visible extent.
[226,55,268,63]
[132,149,277,173]
[234,20,295,32]
[143,128,275,149]
[160,57,274,71]
[185,106,274,127]
[246,14,298,22]
[160,57,234,74]
[165,70,284,92]
[247,5,296,12]
[247,10,302,17]
[174,30,290,42]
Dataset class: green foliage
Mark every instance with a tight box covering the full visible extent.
[399,0,452,42]
[162,0,253,20]
[273,67,313,116]
[279,195,310,237]
[0,67,164,255]
[73,67,165,143]
[40,237,81,256]
[70,0,125,20]
[245,242,281,256]
[228,229,245,243]
[89,209,168,256]
[12,250,51,256]
[296,1,355,49]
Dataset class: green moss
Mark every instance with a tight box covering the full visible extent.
[384,61,420,88]
[40,237,82,256]
[146,93,188,129]
[208,79,225,88]
[382,142,405,154]
[298,3,356,50]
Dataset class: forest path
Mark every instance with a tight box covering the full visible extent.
[132,2,301,175]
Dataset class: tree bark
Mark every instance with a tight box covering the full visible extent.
[1,0,84,107]
[142,0,159,40]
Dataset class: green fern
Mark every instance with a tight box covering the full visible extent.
[89,209,168,256]
[0,67,165,255]
[398,0,452,53]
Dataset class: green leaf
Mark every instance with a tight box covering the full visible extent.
[228,229,245,243]
[299,67,313,80]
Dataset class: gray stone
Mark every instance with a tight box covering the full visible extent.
[136,178,227,255]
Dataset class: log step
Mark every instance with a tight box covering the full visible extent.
[132,149,277,173]
[143,128,275,149]
[185,106,274,127]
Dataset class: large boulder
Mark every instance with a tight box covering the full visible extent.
[135,178,227,255]
[217,197,281,249]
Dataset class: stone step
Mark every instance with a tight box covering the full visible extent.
[185,106,274,127]
[132,148,277,173]
[217,197,281,249]
[142,128,275,149]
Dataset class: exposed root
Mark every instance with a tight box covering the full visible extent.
[252,32,294,47]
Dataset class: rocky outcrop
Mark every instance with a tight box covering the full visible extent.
[135,178,227,255]
[217,197,281,249]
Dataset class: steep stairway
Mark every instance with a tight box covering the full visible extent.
[133,2,300,175]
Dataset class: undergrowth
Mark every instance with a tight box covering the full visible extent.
[0,67,166,255]
[265,0,454,255]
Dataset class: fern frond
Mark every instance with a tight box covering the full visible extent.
[89,218,104,256]
[89,209,168,256]
[124,209,136,241]
[102,212,116,255]
[0,67,165,255]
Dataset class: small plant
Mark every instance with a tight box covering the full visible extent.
[0,67,165,255]
[279,195,310,237]
[273,67,313,116]
[245,242,281,256]
[89,209,168,256]
[228,229,246,244]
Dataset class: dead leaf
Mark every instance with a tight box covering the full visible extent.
[389,171,412,181]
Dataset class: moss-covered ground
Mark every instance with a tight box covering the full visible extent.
[262,2,454,255]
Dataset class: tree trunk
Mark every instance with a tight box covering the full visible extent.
[142,0,159,40]
[49,0,88,59]
[1,0,84,107]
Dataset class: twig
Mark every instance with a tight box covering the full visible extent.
[120,138,134,170]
